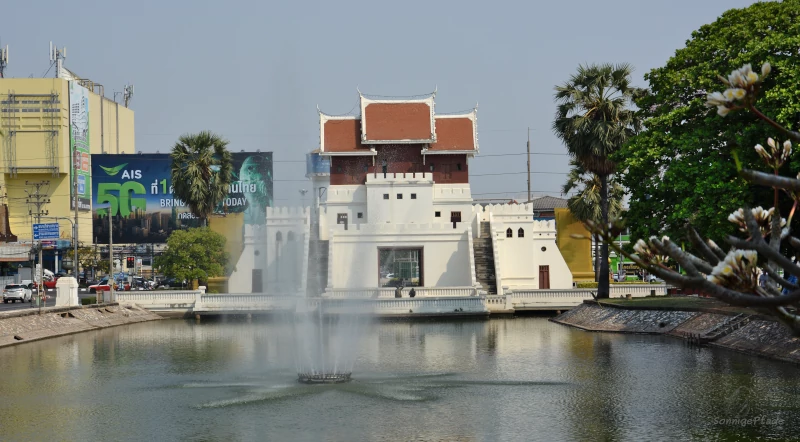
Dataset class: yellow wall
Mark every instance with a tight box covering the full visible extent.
[208,212,245,273]
[555,207,594,281]
[1,78,135,244]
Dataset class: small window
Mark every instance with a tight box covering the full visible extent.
[397,194,403,199]
[383,194,389,200]
[506,228,513,238]
[430,164,435,171]
[411,193,417,199]
[435,211,441,217]
[357,212,363,219]
[518,228,525,238]
[457,163,462,171]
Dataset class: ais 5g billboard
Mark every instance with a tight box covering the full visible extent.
[92,152,273,243]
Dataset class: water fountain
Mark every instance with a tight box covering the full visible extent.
[293,302,368,384]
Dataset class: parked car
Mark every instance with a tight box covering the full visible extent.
[89,278,131,294]
[157,277,186,289]
[43,276,60,289]
[3,284,32,303]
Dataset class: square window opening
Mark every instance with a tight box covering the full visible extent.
[411,193,417,199]
[357,212,363,219]
[383,194,389,200]
[435,211,441,217]
[397,193,403,199]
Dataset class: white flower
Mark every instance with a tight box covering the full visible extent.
[754,144,771,161]
[761,62,771,77]
[728,71,746,88]
[783,140,792,161]
[706,91,729,107]
[717,106,731,117]
[768,137,777,149]
[745,71,759,86]
[707,249,759,291]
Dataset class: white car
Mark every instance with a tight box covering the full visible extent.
[3,284,32,303]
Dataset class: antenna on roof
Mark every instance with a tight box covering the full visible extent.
[122,83,134,107]
[49,41,66,79]
[0,40,8,78]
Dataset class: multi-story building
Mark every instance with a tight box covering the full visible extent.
[230,90,572,295]
[0,54,134,273]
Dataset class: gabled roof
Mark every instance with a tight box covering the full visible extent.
[318,90,478,155]
[529,196,568,210]
[427,110,478,153]
[360,94,435,144]
[319,115,371,154]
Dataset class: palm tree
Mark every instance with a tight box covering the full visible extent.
[563,159,625,282]
[170,131,233,227]
[553,63,642,298]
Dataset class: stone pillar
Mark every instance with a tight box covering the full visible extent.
[55,276,79,307]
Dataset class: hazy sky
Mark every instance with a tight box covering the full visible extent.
[4,0,759,205]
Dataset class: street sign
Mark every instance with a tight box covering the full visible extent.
[33,223,60,240]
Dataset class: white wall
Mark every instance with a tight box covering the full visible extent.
[264,207,309,295]
[365,173,434,224]
[479,204,573,290]
[329,223,472,289]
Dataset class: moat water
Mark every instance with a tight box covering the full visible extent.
[1,316,798,441]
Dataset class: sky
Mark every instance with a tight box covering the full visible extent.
[3,0,760,205]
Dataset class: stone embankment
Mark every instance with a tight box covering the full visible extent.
[0,304,162,348]
[553,302,800,364]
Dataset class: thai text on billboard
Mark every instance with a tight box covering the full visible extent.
[91,152,273,243]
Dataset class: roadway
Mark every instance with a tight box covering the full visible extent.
[0,288,94,312]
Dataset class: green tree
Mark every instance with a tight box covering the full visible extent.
[553,64,642,298]
[617,0,800,245]
[170,131,233,227]
[563,159,625,281]
[154,227,229,285]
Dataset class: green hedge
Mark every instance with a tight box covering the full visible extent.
[81,296,97,305]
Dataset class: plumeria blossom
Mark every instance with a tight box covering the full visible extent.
[754,138,792,169]
[728,207,786,236]
[707,249,759,292]
[633,237,669,265]
[706,62,771,117]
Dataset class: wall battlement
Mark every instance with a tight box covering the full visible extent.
[332,222,467,234]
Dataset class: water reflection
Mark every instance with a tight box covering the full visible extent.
[0,317,797,441]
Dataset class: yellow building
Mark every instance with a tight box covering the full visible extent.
[0,69,135,271]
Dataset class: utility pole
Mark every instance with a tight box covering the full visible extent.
[108,213,113,303]
[527,127,531,203]
[73,173,79,278]
[25,180,50,308]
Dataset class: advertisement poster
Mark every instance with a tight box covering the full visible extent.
[91,152,273,243]
[69,81,92,211]
[306,152,331,176]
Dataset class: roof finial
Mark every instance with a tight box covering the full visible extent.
[474,102,479,112]
[432,85,438,98]
[316,104,321,114]
[357,85,362,97]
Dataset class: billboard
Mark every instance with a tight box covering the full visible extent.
[69,81,92,211]
[92,152,273,243]
[306,153,331,176]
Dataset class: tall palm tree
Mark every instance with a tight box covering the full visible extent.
[170,131,233,227]
[553,63,642,298]
[563,159,625,282]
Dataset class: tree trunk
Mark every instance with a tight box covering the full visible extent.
[593,233,600,282]
[598,174,610,299]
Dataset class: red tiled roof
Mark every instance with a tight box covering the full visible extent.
[429,117,475,151]
[322,118,368,152]
[362,102,432,142]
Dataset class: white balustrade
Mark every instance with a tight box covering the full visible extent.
[323,287,477,298]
